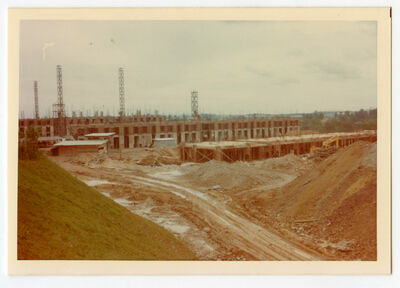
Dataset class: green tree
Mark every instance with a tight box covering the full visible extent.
[18,129,27,160]
[26,125,39,160]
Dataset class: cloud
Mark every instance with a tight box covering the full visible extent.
[272,77,299,85]
[245,66,273,78]
[305,61,360,81]
[246,66,299,86]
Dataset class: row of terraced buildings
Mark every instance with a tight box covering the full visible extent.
[19,114,301,149]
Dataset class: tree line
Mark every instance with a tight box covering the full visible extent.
[301,108,377,133]
[19,126,39,160]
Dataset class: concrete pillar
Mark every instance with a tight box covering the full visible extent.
[193,145,198,162]
[119,135,124,149]
[214,147,223,161]
[231,129,236,140]
[155,124,161,135]
[146,134,153,146]
[277,145,281,157]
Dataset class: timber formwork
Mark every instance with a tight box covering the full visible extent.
[180,131,377,163]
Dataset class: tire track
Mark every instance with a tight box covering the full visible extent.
[124,173,320,260]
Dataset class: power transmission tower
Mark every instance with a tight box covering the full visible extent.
[34,81,39,119]
[118,67,125,119]
[52,65,66,136]
[191,90,199,119]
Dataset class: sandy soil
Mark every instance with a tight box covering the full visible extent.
[238,142,377,260]
[50,142,376,260]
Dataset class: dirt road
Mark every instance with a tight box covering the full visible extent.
[57,154,321,260]
[128,173,320,260]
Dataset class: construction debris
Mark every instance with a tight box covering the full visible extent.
[50,139,377,261]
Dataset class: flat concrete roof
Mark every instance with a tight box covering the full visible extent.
[239,131,376,143]
[184,131,376,149]
[38,136,62,141]
[84,132,116,137]
[190,141,248,149]
[154,138,175,141]
[54,140,108,147]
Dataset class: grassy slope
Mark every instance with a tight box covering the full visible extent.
[18,155,196,260]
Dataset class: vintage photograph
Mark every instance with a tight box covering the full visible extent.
[17,19,379,262]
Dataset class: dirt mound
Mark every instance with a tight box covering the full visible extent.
[183,160,279,190]
[249,141,377,260]
[256,153,313,173]
[180,154,310,192]
[136,147,181,166]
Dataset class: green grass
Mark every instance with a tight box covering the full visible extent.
[18,155,196,260]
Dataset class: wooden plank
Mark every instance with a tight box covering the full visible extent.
[220,149,235,162]
[197,150,213,162]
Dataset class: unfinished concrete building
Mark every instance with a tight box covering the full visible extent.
[180,131,377,163]
[19,114,301,149]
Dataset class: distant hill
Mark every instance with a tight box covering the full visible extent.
[18,155,196,260]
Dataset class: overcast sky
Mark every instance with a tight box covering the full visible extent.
[19,20,377,118]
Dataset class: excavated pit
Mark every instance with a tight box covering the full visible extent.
[50,141,376,260]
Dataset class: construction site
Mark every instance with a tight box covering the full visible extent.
[19,65,377,261]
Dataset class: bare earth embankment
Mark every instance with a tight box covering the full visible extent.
[51,141,376,260]
[238,141,377,260]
